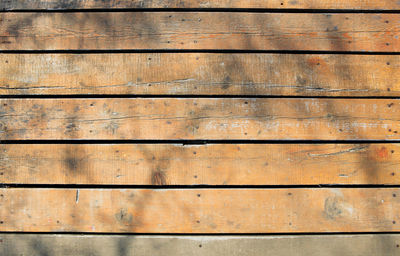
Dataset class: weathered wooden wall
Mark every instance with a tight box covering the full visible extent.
[0,0,399,255]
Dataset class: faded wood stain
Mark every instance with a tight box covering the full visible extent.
[0,1,399,252]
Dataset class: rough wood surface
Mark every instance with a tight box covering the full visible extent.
[1,98,399,140]
[1,234,399,256]
[1,53,399,96]
[1,0,400,10]
[1,144,399,185]
[1,13,399,51]
[0,188,399,232]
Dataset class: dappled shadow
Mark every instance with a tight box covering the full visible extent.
[0,9,399,253]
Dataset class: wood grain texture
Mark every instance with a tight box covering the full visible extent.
[1,144,399,185]
[0,188,399,232]
[1,13,399,51]
[1,0,400,10]
[1,53,399,96]
[1,234,400,256]
[1,98,399,140]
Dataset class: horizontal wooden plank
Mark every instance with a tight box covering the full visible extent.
[1,0,400,10]
[1,53,399,96]
[1,234,400,256]
[1,188,399,232]
[1,13,399,51]
[1,98,399,140]
[1,144,399,185]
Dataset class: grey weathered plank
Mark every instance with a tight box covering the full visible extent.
[0,234,399,256]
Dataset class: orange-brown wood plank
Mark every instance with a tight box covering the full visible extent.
[1,98,399,140]
[1,188,399,233]
[1,144,399,185]
[1,53,399,96]
[1,13,399,51]
[1,0,400,10]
